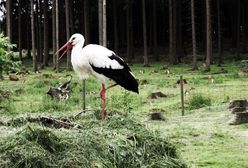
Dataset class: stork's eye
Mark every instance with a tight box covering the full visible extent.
[72,37,76,41]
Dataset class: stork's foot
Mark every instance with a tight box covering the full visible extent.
[100,109,107,120]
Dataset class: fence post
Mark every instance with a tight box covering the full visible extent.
[82,80,86,110]
[180,75,185,116]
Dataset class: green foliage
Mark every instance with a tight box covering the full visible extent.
[186,94,212,110]
[0,33,20,75]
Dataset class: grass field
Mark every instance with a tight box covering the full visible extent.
[1,61,248,167]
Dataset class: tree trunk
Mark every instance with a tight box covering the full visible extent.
[55,0,59,72]
[36,0,42,64]
[236,0,241,60]
[126,0,131,62]
[130,1,134,59]
[26,12,31,58]
[241,0,247,53]
[177,0,183,63]
[103,0,107,47]
[217,0,223,65]
[6,0,12,43]
[191,0,197,70]
[142,0,148,66]
[98,0,103,45]
[31,0,38,72]
[169,0,174,64]
[153,0,158,61]
[52,0,56,69]
[113,0,119,53]
[205,0,212,71]
[65,0,72,70]
[18,0,22,61]
[84,0,90,45]
[43,0,49,66]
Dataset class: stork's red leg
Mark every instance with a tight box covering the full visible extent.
[100,84,106,120]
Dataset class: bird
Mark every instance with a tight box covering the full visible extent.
[56,33,139,120]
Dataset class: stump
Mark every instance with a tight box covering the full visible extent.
[228,99,248,125]
[9,74,19,81]
[148,108,166,121]
[148,92,167,99]
[229,112,248,125]
[148,112,166,121]
[228,99,247,113]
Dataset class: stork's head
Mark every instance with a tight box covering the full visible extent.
[56,33,85,61]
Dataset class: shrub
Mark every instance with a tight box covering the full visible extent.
[187,94,211,110]
[0,33,20,77]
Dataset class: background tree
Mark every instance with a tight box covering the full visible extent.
[205,0,212,71]
[43,0,49,66]
[191,0,197,70]
[65,0,71,70]
[217,0,223,65]
[18,0,22,61]
[142,0,148,66]
[1,0,248,73]
[6,0,12,44]
[31,0,37,72]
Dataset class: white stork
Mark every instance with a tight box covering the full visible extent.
[56,33,139,120]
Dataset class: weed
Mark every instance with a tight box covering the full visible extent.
[186,94,211,110]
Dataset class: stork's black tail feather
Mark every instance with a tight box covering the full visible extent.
[90,53,139,93]
[117,69,139,94]
[90,66,139,93]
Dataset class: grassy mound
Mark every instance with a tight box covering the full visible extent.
[0,111,187,168]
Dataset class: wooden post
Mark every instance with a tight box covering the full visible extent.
[82,80,86,110]
[180,76,185,116]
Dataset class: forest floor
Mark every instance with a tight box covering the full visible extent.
[1,60,248,167]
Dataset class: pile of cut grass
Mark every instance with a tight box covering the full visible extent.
[0,111,187,168]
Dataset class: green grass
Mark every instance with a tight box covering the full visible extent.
[1,60,248,167]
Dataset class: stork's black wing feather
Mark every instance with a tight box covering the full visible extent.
[90,54,139,93]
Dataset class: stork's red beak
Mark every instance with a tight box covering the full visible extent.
[55,41,73,61]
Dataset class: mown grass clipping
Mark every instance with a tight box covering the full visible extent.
[0,111,187,168]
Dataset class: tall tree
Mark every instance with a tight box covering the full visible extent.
[31,0,38,72]
[169,0,175,64]
[236,0,241,60]
[113,0,119,53]
[6,0,12,44]
[152,0,158,61]
[26,9,31,58]
[98,0,103,45]
[205,0,212,71]
[43,0,49,66]
[176,0,183,63]
[126,0,133,62]
[65,0,72,70]
[217,0,223,65]
[18,0,22,61]
[55,0,59,72]
[52,0,56,68]
[103,0,107,47]
[142,0,148,66]
[191,0,197,70]
[241,0,247,53]
[36,0,42,64]
[84,0,90,45]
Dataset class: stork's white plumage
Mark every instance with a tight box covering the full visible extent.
[56,33,139,119]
